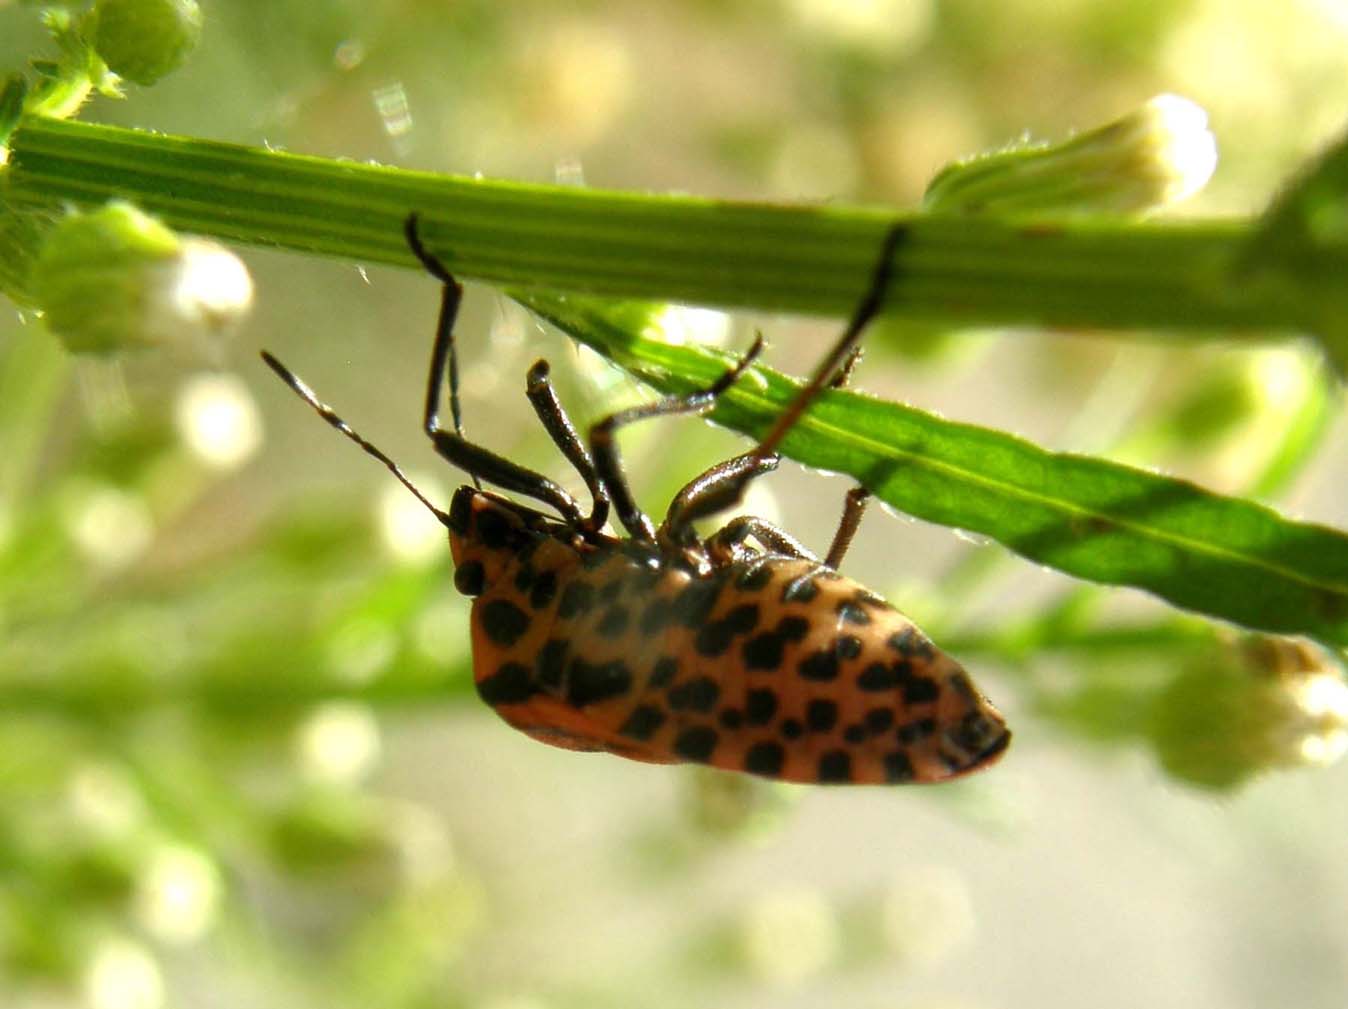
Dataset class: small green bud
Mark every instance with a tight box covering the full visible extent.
[925,94,1218,217]
[91,0,202,86]
[269,792,389,874]
[1149,636,1348,791]
[31,202,253,357]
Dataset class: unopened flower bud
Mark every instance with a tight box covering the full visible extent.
[924,94,1218,217]
[31,202,252,357]
[1149,636,1348,791]
[92,0,202,86]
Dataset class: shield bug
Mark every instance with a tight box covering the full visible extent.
[262,216,1009,784]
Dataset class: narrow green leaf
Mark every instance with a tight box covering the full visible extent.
[519,290,1348,648]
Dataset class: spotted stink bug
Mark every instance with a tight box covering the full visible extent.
[262,216,1010,784]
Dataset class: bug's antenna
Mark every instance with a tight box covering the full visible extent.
[260,351,452,527]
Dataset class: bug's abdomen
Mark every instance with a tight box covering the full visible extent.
[469,548,1009,785]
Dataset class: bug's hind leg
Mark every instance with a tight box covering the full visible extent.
[726,226,903,567]
[689,223,905,531]
[753,223,908,461]
[590,334,766,541]
[823,486,871,569]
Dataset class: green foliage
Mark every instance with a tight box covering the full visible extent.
[2,3,1347,1009]
[522,290,1348,647]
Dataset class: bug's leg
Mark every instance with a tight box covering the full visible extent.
[753,223,908,460]
[405,215,469,444]
[526,360,610,535]
[590,334,765,541]
[823,486,871,569]
[402,214,587,524]
[658,450,779,548]
[704,512,818,561]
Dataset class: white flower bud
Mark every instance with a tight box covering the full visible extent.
[925,94,1218,216]
[32,202,252,357]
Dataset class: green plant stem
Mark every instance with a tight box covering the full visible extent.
[3,116,1300,333]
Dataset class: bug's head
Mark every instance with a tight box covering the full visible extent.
[447,486,560,597]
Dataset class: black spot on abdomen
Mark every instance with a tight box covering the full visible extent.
[566,658,634,706]
[671,578,724,628]
[694,603,759,657]
[782,575,819,603]
[648,656,679,688]
[798,648,839,681]
[673,726,719,762]
[474,508,513,550]
[806,699,838,732]
[536,638,568,690]
[557,581,596,619]
[902,676,940,704]
[857,663,898,691]
[742,616,810,671]
[836,600,871,625]
[619,704,666,741]
[477,662,535,705]
[480,599,530,646]
[884,751,914,783]
[667,676,721,713]
[744,688,778,726]
[817,750,852,783]
[529,570,558,609]
[744,740,786,777]
[897,717,936,745]
[735,563,773,590]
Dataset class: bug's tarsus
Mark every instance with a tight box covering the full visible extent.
[403,212,455,286]
[260,350,453,526]
[830,345,864,390]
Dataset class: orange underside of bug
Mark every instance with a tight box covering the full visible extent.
[455,490,1009,786]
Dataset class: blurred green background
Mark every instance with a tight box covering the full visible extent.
[2,2,1347,1008]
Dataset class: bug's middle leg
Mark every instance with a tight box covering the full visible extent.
[525,360,610,535]
[590,334,765,541]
